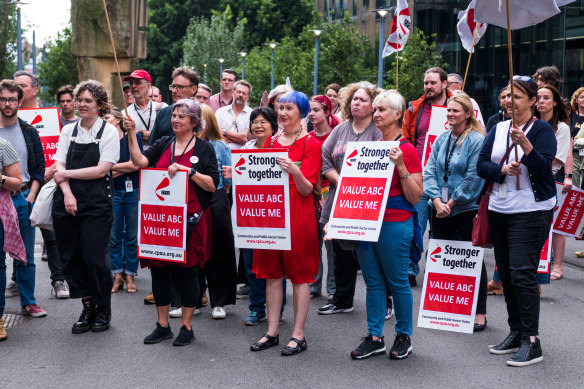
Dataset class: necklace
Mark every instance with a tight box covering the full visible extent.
[277,128,302,147]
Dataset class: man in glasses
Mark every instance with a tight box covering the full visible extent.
[209,69,238,113]
[122,70,156,143]
[216,80,252,150]
[148,66,199,146]
[447,73,484,126]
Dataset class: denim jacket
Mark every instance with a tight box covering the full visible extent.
[423,130,485,216]
[208,139,232,189]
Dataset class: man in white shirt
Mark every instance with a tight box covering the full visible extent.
[122,70,156,143]
[215,80,253,150]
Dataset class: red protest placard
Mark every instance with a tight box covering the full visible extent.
[553,186,584,237]
[332,176,387,221]
[423,273,476,316]
[235,184,286,228]
[17,107,61,167]
[140,203,185,248]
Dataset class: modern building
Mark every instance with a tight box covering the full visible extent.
[315,0,584,115]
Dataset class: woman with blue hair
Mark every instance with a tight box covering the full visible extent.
[250,91,322,356]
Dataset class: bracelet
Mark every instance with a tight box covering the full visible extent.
[400,172,410,180]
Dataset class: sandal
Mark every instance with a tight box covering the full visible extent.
[125,275,137,293]
[550,270,563,281]
[487,280,503,295]
[281,337,307,356]
[111,275,124,293]
[575,251,584,258]
[250,333,279,352]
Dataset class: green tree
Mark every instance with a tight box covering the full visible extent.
[182,6,246,95]
[384,28,448,105]
[0,0,17,79]
[37,27,79,104]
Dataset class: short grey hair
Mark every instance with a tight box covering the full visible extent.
[198,83,212,95]
[13,70,39,88]
[233,80,252,95]
[172,98,204,133]
[372,90,406,127]
[447,73,464,84]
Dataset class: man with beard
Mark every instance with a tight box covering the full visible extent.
[215,80,252,150]
[0,79,47,317]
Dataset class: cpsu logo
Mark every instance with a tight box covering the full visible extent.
[346,149,358,166]
[155,177,170,201]
[31,114,44,129]
[430,246,442,262]
[234,157,246,175]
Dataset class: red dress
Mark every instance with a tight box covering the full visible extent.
[140,145,212,269]
[252,134,322,284]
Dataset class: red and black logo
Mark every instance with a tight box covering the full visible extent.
[155,177,170,201]
[430,246,442,262]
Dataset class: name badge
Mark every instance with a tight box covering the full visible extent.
[441,187,449,203]
[579,149,584,156]
[498,182,507,199]
[125,179,133,192]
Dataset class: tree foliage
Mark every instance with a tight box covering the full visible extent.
[0,0,17,80]
[384,28,448,105]
[37,27,79,104]
[182,6,246,95]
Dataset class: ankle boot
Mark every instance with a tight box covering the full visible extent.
[72,300,95,334]
[91,303,111,332]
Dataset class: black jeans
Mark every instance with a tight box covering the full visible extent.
[331,240,359,309]
[41,228,64,284]
[489,209,552,336]
[430,209,488,315]
[151,265,199,308]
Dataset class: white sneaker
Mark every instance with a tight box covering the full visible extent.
[212,306,226,319]
[53,281,70,299]
[169,308,182,318]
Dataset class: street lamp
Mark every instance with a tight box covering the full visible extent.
[268,42,277,90]
[372,9,390,88]
[310,29,322,96]
[218,58,224,78]
[32,30,36,74]
[238,52,247,80]
[8,1,29,71]
[203,63,207,84]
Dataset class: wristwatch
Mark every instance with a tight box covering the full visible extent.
[0,175,5,185]
[400,172,411,180]
[566,174,573,178]
[189,168,197,178]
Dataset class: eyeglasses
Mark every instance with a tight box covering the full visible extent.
[447,81,462,86]
[512,76,536,91]
[221,78,235,82]
[169,84,194,91]
[0,97,19,105]
[251,120,269,126]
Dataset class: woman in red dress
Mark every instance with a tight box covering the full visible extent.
[251,91,321,356]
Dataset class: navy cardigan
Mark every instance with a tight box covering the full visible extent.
[476,119,557,202]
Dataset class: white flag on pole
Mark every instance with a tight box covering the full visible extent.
[474,0,575,30]
[382,0,411,58]
[457,0,487,52]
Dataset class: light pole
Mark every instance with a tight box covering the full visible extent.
[238,52,247,80]
[32,30,36,74]
[218,58,224,78]
[203,63,207,84]
[268,43,277,90]
[373,9,390,88]
[8,2,27,71]
[310,29,322,96]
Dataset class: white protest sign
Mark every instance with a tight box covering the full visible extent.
[418,239,483,334]
[326,141,396,242]
[231,149,291,250]
[138,168,188,263]
[18,107,61,167]
[421,105,448,168]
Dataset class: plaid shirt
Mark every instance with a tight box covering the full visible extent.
[18,118,45,185]
[0,189,26,263]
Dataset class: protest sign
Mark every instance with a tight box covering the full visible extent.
[18,107,61,167]
[138,168,188,263]
[418,239,483,334]
[421,106,448,167]
[538,229,553,274]
[326,141,396,242]
[231,149,291,250]
[552,183,584,238]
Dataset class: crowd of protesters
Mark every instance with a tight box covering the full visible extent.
[0,63,582,368]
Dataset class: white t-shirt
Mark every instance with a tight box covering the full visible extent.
[470,97,485,127]
[552,122,570,174]
[215,104,252,150]
[55,117,120,165]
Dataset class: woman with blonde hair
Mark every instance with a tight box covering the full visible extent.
[423,90,488,332]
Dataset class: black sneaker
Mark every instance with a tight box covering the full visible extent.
[144,322,174,344]
[506,337,543,367]
[351,334,386,359]
[317,303,354,315]
[489,330,522,355]
[173,325,195,346]
[389,333,412,359]
[385,297,394,321]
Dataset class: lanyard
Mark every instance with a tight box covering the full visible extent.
[505,116,534,164]
[443,132,457,182]
[171,135,195,166]
[134,101,153,131]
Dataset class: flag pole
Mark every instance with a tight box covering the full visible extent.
[462,25,478,92]
[395,45,399,92]
[101,0,128,114]
[505,0,520,190]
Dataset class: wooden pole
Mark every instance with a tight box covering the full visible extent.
[395,44,399,92]
[101,0,128,114]
[462,25,478,92]
[505,0,520,190]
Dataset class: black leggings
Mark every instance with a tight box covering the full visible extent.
[151,265,199,308]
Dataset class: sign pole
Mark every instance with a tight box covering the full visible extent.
[462,25,478,92]
[505,0,520,190]
[101,0,128,114]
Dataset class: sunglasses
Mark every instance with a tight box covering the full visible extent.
[512,76,536,92]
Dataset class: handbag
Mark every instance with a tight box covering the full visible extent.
[472,182,495,248]
[30,179,57,231]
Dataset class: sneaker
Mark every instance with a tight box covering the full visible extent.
[317,303,353,315]
[22,304,47,318]
[408,275,417,287]
[144,322,174,344]
[53,281,70,299]
[173,325,195,346]
[236,285,250,299]
[351,334,386,359]
[506,337,543,367]
[42,245,48,261]
[385,298,394,321]
[5,281,18,297]
[201,295,209,307]
[144,293,155,305]
[169,308,182,318]
[389,333,412,359]
[489,330,522,355]
[245,311,267,326]
[212,306,226,319]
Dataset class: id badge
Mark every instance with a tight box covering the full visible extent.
[125,179,133,192]
[498,182,507,199]
[441,187,449,203]
[579,149,584,156]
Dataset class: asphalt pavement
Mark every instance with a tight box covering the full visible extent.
[1,231,583,388]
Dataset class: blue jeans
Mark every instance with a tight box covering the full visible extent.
[12,190,36,306]
[309,221,336,295]
[356,218,414,337]
[408,195,430,277]
[109,189,139,276]
[1,221,6,316]
[242,248,286,313]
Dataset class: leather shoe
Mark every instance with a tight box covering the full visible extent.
[72,302,95,334]
[281,337,307,356]
[489,330,522,354]
[473,318,487,332]
[507,337,543,367]
[250,333,279,351]
[91,304,111,332]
